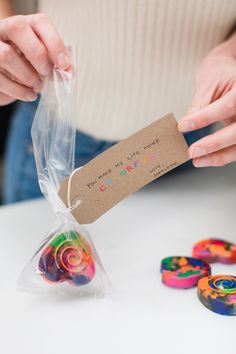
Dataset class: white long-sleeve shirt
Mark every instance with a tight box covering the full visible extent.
[39,0,236,141]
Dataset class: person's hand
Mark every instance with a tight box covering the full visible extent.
[178,36,236,167]
[0,14,71,105]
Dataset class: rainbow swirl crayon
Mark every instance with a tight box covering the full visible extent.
[38,230,95,286]
[193,239,236,264]
[198,275,236,316]
[161,256,211,289]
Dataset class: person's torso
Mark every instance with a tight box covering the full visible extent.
[39,0,236,140]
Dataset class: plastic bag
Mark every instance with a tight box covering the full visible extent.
[18,48,110,296]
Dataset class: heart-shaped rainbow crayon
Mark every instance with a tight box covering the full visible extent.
[198,275,236,316]
[38,230,95,286]
[193,239,236,264]
[161,256,211,289]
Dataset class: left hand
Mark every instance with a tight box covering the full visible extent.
[178,36,236,167]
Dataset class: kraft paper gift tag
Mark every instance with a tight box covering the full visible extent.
[59,113,190,224]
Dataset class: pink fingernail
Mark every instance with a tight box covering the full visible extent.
[57,53,70,69]
[190,147,206,158]
[25,91,37,101]
[194,156,211,168]
[179,120,196,131]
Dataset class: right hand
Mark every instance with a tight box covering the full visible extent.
[0,13,71,105]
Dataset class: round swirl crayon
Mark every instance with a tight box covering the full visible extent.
[198,275,236,316]
[160,256,211,289]
[193,239,236,264]
[38,230,95,286]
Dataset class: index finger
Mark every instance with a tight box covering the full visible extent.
[178,88,236,132]
[27,13,71,69]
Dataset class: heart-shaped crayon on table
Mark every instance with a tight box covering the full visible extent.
[38,230,95,286]
[193,239,236,264]
[198,275,236,316]
[160,256,211,289]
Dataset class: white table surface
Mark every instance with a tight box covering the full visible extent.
[1,164,236,354]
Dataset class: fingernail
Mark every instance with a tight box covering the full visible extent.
[25,91,37,101]
[194,156,211,168]
[190,147,206,158]
[33,87,42,93]
[57,53,70,69]
[39,63,51,76]
[179,120,196,131]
